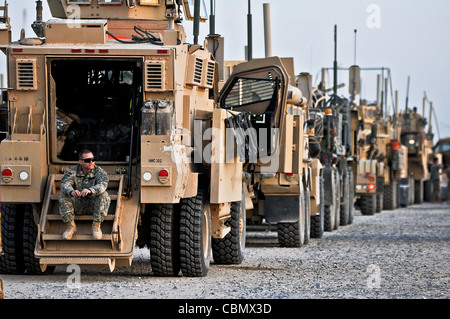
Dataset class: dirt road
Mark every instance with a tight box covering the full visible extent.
[1,203,449,300]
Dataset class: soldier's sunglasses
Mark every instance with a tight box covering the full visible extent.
[82,157,95,163]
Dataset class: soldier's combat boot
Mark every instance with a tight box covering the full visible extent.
[92,221,102,240]
[62,220,76,240]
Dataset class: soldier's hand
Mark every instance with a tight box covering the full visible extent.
[71,190,81,198]
[81,189,92,197]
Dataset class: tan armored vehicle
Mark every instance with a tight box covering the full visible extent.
[219,57,322,247]
[0,0,245,277]
[400,94,436,203]
[306,65,355,233]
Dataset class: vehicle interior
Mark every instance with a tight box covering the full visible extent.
[49,58,142,163]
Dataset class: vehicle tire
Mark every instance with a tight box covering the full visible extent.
[324,167,336,232]
[414,179,423,204]
[179,189,211,277]
[277,195,305,247]
[376,193,383,213]
[424,180,432,202]
[340,169,350,226]
[347,168,355,225]
[212,193,246,265]
[0,204,25,274]
[149,204,181,277]
[22,204,54,275]
[334,168,341,230]
[310,177,324,238]
[360,194,376,215]
[409,178,415,205]
[303,188,311,245]
[383,180,397,210]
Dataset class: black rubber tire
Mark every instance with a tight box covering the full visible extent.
[212,195,246,265]
[22,204,55,275]
[360,194,377,216]
[303,189,311,245]
[424,180,432,202]
[310,177,325,239]
[149,204,181,277]
[0,203,25,274]
[376,193,383,213]
[347,168,355,225]
[324,168,336,232]
[277,195,305,247]
[179,189,211,277]
[334,169,340,230]
[383,180,397,210]
[414,180,423,204]
[340,169,350,226]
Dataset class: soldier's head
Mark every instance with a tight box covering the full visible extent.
[78,149,95,172]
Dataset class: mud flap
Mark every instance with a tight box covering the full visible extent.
[264,195,300,223]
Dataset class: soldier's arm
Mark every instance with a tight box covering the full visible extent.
[89,169,109,196]
[60,170,76,196]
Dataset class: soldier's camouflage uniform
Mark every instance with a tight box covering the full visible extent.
[59,164,111,223]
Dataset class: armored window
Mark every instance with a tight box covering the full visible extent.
[222,77,277,113]
[67,0,92,4]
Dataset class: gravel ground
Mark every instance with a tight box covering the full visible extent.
[1,203,449,300]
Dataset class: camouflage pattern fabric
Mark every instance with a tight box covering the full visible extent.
[59,164,111,223]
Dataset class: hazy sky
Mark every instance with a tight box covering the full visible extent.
[2,0,449,141]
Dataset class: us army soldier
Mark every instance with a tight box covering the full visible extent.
[59,149,111,240]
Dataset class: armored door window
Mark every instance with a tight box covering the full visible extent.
[67,0,92,4]
[221,77,278,115]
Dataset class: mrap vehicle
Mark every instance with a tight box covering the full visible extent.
[0,0,245,277]
[219,57,323,247]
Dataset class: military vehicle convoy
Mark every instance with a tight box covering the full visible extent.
[325,66,410,215]
[0,0,246,277]
[356,72,411,214]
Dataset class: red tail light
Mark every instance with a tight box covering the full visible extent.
[2,169,12,176]
[158,169,170,184]
[158,169,169,177]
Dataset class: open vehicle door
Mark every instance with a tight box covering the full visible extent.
[217,57,289,164]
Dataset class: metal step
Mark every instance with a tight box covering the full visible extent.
[43,234,113,241]
[49,194,118,201]
[39,257,116,272]
[45,215,115,221]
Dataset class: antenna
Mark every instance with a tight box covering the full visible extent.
[209,0,215,35]
[193,0,201,44]
[405,75,410,113]
[353,29,357,65]
[247,0,252,61]
[333,25,338,104]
